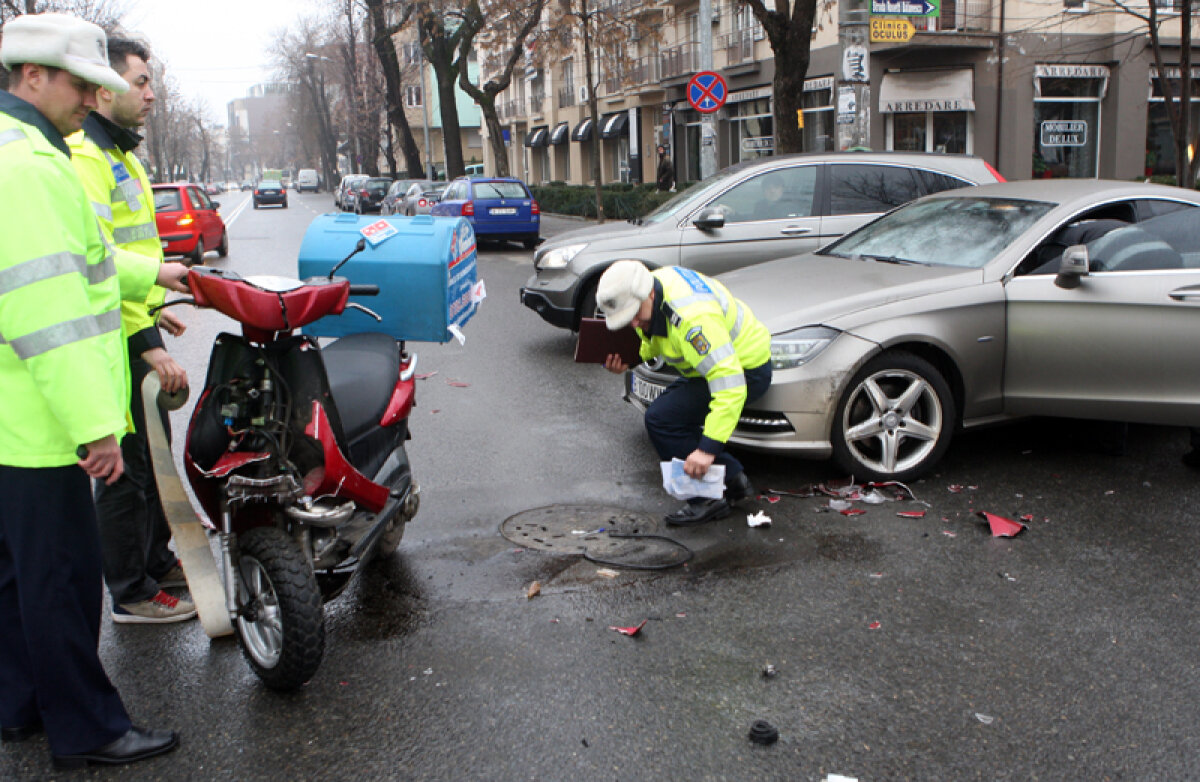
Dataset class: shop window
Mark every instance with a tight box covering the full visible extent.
[1032,65,1107,179]
[801,78,835,152]
[1146,67,1200,178]
[729,98,774,162]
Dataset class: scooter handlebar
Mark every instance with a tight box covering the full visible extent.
[348,284,380,296]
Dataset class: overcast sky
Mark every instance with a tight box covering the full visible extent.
[120,0,323,124]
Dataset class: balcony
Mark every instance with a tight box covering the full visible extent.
[912,0,994,32]
[497,99,521,120]
[529,90,546,115]
[558,84,577,108]
[629,54,663,87]
[723,29,759,66]
[660,42,700,82]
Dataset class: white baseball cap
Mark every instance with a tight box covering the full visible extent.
[596,260,653,330]
[1,13,128,94]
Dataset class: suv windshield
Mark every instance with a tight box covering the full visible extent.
[366,179,390,193]
[824,197,1055,268]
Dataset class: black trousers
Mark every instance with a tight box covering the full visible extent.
[0,464,131,755]
[93,357,176,605]
[644,362,773,482]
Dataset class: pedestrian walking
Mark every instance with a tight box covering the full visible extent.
[68,34,196,624]
[599,260,772,525]
[656,145,674,191]
[0,12,185,769]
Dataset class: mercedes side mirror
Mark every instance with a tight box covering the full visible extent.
[1055,244,1089,289]
[693,207,726,231]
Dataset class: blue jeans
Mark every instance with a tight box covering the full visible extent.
[644,362,772,483]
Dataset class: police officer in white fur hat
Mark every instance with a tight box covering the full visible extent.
[0,12,185,770]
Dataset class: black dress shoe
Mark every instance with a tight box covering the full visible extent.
[726,471,756,505]
[1,722,42,742]
[664,498,730,526]
[53,726,179,769]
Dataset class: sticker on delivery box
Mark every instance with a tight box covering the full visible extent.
[360,219,398,247]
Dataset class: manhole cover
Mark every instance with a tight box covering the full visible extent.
[501,505,692,569]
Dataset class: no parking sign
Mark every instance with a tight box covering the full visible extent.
[687,71,728,114]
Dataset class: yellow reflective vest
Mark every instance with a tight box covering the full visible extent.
[68,113,166,358]
[636,266,772,446]
[0,94,157,467]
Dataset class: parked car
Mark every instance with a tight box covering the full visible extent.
[295,168,320,193]
[400,181,445,216]
[152,182,229,266]
[431,176,539,248]
[381,179,422,215]
[521,152,1004,331]
[626,179,1200,482]
[205,182,222,195]
[464,163,485,176]
[240,180,254,191]
[353,177,393,214]
[253,180,288,209]
[335,174,369,211]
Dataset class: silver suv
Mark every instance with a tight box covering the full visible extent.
[520,151,1003,330]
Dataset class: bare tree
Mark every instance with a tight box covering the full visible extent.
[740,0,825,155]
[363,0,427,178]
[272,17,342,191]
[411,0,480,180]
[455,0,548,177]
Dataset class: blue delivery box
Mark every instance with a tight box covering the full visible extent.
[298,213,479,343]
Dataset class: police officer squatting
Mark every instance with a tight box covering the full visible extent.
[599,260,773,526]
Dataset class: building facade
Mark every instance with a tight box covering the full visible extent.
[481,0,1200,185]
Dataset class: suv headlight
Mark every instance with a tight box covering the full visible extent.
[535,242,588,271]
[770,326,840,370]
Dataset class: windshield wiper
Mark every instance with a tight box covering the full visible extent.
[862,254,918,265]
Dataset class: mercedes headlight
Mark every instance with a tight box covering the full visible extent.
[535,242,588,270]
[770,326,840,370]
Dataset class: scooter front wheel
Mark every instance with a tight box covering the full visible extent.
[235,527,325,691]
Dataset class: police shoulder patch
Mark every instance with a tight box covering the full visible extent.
[685,326,710,356]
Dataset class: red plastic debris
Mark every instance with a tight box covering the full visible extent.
[839,508,867,517]
[446,380,470,388]
[947,484,964,493]
[896,510,927,519]
[868,621,881,630]
[609,619,648,636]
[1020,514,1034,523]
[414,371,438,380]
[764,495,781,504]
[942,530,957,538]
[979,511,1027,538]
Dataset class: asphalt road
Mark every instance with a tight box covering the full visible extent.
[4,191,1200,781]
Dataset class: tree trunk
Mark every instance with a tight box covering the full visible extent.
[364,0,425,178]
[582,1,603,222]
[760,6,816,155]
[436,66,465,178]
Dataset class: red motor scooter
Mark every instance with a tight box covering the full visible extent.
[171,239,419,690]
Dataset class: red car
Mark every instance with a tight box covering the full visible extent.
[152,182,229,266]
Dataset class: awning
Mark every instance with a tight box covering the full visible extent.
[571,117,593,142]
[879,69,975,113]
[525,126,549,148]
[600,112,628,139]
[549,121,570,145]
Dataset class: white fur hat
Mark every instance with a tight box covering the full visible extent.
[596,260,653,330]
[1,13,128,94]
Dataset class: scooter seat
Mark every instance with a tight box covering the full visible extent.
[320,332,400,442]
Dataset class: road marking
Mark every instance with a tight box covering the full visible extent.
[221,195,253,228]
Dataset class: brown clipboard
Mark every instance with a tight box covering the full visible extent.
[574,317,642,365]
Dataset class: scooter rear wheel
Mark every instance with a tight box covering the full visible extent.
[235,527,325,691]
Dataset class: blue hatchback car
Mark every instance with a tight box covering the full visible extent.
[432,176,540,249]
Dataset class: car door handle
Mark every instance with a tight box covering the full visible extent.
[1169,285,1200,301]
[778,226,813,236]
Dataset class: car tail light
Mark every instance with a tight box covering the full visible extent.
[418,198,427,207]
[177,214,194,226]
[462,201,474,217]
[531,200,540,216]
[360,189,369,197]
[984,160,1006,183]
[254,189,260,195]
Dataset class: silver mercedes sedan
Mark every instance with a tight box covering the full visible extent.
[626,179,1200,482]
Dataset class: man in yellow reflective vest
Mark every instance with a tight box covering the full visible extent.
[0,12,185,768]
[599,260,773,526]
[68,35,195,625]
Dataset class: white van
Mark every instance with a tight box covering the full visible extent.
[296,169,320,193]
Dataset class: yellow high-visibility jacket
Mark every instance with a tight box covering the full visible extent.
[68,112,166,359]
[0,93,157,467]
[636,266,772,448]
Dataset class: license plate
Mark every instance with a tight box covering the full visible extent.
[490,207,517,215]
[630,374,666,405]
